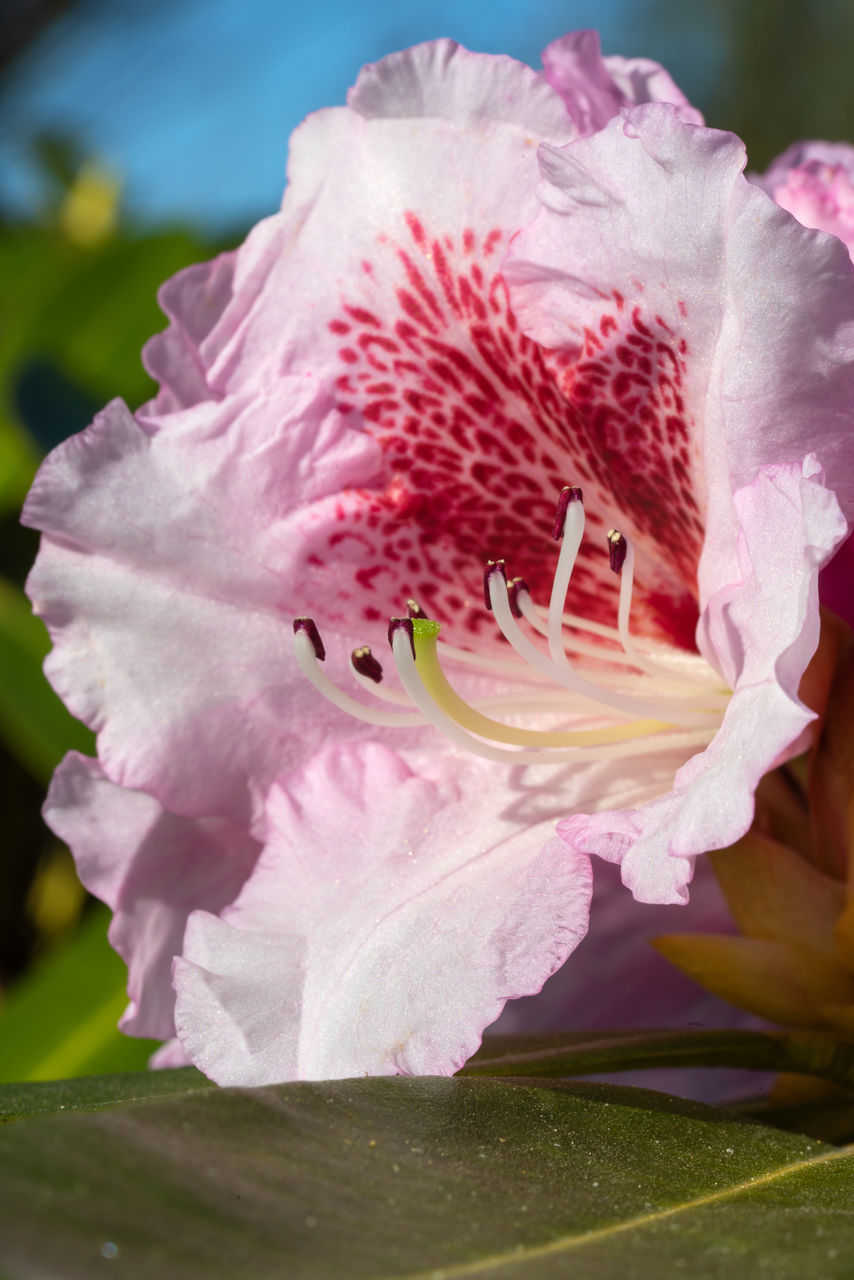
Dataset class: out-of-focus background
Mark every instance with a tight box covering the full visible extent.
[2,0,853,1081]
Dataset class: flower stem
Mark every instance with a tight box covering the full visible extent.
[460,1028,854,1090]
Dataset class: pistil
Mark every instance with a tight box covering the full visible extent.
[389,618,714,765]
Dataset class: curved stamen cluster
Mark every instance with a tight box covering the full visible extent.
[293,487,730,765]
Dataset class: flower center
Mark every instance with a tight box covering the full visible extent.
[293,487,729,765]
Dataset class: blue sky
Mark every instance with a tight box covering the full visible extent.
[0,0,721,232]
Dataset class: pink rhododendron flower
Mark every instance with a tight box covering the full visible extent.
[753,140,854,631]
[756,140,854,257]
[23,32,854,1086]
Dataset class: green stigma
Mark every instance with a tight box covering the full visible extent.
[412,617,442,644]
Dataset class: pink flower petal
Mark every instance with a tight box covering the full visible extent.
[559,459,847,904]
[495,856,769,1104]
[495,853,756,1031]
[174,741,592,1084]
[176,62,704,649]
[600,53,703,127]
[148,1038,192,1069]
[44,753,258,1039]
[22,48,717,844]
[542,29,703,133]
[22,382,395,828]
[755,140,854,257]
[141,250,237,416]
[505,104,854,565]
[346,38,573,131]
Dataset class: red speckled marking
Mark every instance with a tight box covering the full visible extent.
[312,216,704,651]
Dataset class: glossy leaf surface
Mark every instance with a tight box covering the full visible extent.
[1,1075,852,1278]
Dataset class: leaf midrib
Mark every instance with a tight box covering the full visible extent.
[381,1141,854,1279]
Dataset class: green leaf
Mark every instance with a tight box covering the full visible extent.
[0,418,40,517]
[0,904,157,1082]
[0,1076,852,1278]
[466,1027,854,1091]
[0,222,227,515]
[0,1067,206,1123]
[0,574,94,782]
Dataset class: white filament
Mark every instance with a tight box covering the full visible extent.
[517,588,642,669]
[615,538,710,683]
[350,654,648,718]
[294,631,422,728]
[487,571,720,728]
[548,495,585,668]
[390,629,714,766]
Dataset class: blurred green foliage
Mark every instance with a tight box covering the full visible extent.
[647,0,854,169]
[0,217,220,496]
[0,140,230,1076]
[0,576,93,784]
[0,906,160,1081]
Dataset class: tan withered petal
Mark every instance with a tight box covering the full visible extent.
[769,1072,850,1105]
[823,1004,854,1039]
[709,833,845,958]
[654,615,854,1046]
[651,934,854,1029]
[807,612,854,884]
[797,606,851,734]
[833,897,854,973]
[751,768,811,859]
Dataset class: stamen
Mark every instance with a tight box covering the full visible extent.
[515,583,631,666]
[515,579,726,696]
[507,576,528,620]
[293,620,421,728]
[607,528,628,574]
[352,634,611,717]
[350,644,414,706]
[388,616,415,659]
[294,617,325,661]
[500,525,727,701]
[483,560,505,611]
[553,485,583,539]
[351,645,383,683]
[610,531,708,683]
[409,620,671,747]
[390,620,715,765]
[527,594,727,690]
[486,566,719,727]
[295,487,732,767]
[548,486,585,668]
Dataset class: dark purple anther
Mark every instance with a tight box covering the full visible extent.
[387,616,415,660]
[483,559,507,611]
[293,616,326,661]
[406,598,427,620]
[552,485,583,540]
[507,576,529,619]
[351,645,383,684]
[607,529,627,575]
